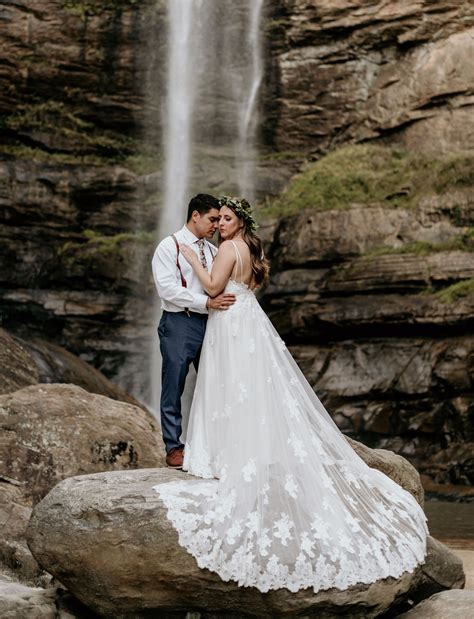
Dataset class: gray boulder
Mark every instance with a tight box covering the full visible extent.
[27,469,464,618]
[0,384,165,582]
[399,589,474,618]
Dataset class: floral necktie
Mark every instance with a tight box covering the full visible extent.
[197,239,208,271]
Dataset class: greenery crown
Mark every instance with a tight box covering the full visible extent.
[218,195,258,232]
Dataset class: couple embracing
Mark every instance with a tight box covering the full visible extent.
[151,193,428,593]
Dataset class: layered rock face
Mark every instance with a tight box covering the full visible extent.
[0,0,165,399]
[1,0,473,489]
[265,0,474,155]
[261,147,474,488]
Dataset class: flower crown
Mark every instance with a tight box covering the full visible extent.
[218,195,258,232]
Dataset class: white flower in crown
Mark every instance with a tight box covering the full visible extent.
[217,195,258,231]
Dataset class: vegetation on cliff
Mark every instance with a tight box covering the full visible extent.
[436,278,474,303]
[260,145,474,218]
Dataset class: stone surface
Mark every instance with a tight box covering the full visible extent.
[0,384,164,504]
[399,589,474,618]
[0,383,164,583]
[0,574,57,619]
[261,187,474,489]
[266,1,474,154]
[0,328,146,410]
[0,330,39,395]
[271,200,472,268]
[26,469,464,618]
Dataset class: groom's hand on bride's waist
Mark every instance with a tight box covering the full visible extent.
[208,293,236,311]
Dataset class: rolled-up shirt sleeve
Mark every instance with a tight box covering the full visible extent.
[152,239,208,313]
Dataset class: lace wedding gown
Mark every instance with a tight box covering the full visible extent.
[153,243,428,593]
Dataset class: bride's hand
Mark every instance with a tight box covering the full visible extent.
[179,244,199,266]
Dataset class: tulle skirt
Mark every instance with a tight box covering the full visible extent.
[154,281,428,593]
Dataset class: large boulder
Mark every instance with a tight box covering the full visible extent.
[0,383,164,504]
[26,469,464,619]
[399,589,474,618]
[0,384,164,582]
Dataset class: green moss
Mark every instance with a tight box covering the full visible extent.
[260,145,474,218]
[0,143,111,166]
[436,279,474,303]
[4,101,137,157]
[65,230,154,251]
[122,152,162,175]
[59,230,156,267]
[61,0,143,19]
[5,101,90,132]
[365,232,474,257]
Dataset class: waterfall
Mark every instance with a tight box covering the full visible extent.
[161,1,197,236]
[149,0,265,414]
[237,0,265,202]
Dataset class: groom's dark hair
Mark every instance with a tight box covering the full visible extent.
[187,193,220,221]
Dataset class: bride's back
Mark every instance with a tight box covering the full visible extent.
[229,239,254,288]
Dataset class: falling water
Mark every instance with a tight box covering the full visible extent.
[160,1,197,236]
[237,0,265,202]
[150,0,265,413]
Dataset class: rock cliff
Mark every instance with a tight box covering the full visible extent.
[1,0,473,490]
[260,144,474,487]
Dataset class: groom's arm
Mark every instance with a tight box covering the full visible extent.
[152,239,209,313]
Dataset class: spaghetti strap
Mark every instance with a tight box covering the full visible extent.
[230,240,243,283]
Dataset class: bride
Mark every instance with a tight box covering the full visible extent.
[153,196,427,593]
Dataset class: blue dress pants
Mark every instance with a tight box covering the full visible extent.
[158,310,207,453]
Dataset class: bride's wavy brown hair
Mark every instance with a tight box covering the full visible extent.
[218,196,270,287]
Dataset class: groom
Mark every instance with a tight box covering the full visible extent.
[152,193,236,469]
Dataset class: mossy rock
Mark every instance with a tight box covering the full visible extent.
[61,0,147,19]
[57,230,156,291]
[260,145,474,218]
[436,278,474,303]
[4,101,137,158]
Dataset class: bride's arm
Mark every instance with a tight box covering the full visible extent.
[179,241,235,297]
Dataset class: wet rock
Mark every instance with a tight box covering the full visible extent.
[26,469,464,619]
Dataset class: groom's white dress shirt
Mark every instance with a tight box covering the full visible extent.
[152,225,216,314]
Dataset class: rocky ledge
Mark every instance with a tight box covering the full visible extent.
[260,145,474,490]
[26,468,464,619]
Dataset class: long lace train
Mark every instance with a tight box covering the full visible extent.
[154,280,428,593]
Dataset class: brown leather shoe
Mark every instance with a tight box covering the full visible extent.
[166,447,184,469]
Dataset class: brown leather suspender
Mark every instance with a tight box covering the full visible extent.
[171,234,216,289]
[171,234,187,287]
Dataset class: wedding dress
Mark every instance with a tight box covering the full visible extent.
[153,242,428,593]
